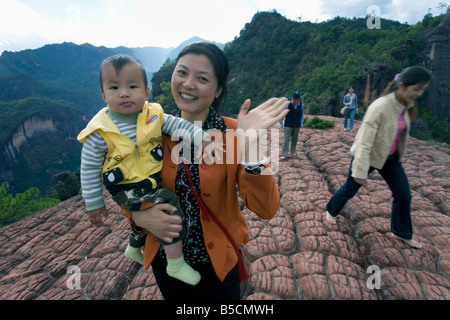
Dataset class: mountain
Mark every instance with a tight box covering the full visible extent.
[1,10,450,198]
[165,36,225,61]
[0,118,448,300]
[152,11,450,143]
[224,12,449,127]
[0,36,208,92]
[0,42,112,92]
[0,73,102,115]
[0,37,207,195]
[0,97,90,194]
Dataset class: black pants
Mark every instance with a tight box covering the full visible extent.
[326,155,413,239]
[151,251,241,300]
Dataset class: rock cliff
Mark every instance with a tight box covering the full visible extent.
[0,117,449,300]
[4,116,58,163]
[0,98,88,194]
[423,13,450,120]
[343,13,450,123]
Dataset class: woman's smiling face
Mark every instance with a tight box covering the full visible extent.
[171,53,222,123]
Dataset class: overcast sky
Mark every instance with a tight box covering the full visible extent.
[0,0,446,54]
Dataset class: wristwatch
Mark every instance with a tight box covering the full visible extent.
[244,164,266,175]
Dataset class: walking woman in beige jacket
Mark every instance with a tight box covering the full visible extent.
[325,66,431,249]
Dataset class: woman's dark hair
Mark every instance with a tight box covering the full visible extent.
[382,66,431,96]
[99,54,148,90]
[176,42,229,111]
[381,66,431,122]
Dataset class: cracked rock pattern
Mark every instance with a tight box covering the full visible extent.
[0,117,449,300]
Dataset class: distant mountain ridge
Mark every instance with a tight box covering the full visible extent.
[0,36,210,195]
[0,36,208,92]
[0,10,449,199]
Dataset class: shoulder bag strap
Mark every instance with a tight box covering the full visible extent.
[181,159,240,254]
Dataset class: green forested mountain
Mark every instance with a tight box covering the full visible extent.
[0,39,200,93]
[0,42,113,92]
[0,73,103,116]
[225,11,411,114]
[0,10,448,202]
[0,38,206,197]
[152,11,449,143]
[0,97,88,194]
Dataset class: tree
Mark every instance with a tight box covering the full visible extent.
[0,182,60,228]
[150,11,449,144]
[154,81,177,115]
[46,170,80,201]
[437,3,448,14]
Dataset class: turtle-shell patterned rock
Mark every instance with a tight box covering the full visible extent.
[0,117,449,300]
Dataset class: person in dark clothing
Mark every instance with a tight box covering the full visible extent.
[280,92,304,159]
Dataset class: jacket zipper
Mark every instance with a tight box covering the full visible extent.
[134,113,144,176]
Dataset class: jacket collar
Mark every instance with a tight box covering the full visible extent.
[78,107,118,142]
[166,107,229,164]
[387,92,414,115]
[176,106,228,132]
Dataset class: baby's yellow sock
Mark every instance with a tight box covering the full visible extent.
[124,245,144,265]
[166,256,201,286]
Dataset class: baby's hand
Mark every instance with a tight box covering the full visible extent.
[87,207,109,225]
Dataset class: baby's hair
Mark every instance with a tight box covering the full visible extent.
[99,54,148,90]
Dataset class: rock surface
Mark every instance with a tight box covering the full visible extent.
[0,117,449,300]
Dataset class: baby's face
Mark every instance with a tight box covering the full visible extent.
[101,62,149,114]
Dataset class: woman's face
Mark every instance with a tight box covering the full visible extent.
[397,82,429,105]
[171,53,222,122]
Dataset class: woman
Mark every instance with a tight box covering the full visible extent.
[325,66,431,249]
[124,43,289,299]
[343,86,358,132]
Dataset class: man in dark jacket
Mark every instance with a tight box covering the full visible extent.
[280,92,304,160]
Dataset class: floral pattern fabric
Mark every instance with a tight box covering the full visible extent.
[160,107,228,266]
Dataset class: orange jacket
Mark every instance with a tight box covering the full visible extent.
[123,116,280,281]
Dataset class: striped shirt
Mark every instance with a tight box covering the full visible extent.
[80,111,205,211]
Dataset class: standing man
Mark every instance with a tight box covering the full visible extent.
[280,92,304,160]
[343,87,358,131]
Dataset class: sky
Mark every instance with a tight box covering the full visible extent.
[0,0,447,54]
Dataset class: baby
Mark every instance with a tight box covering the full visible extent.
[78,54,215,286]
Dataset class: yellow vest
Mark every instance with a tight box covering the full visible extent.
[77,102,165,189]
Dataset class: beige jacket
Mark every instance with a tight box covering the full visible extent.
[350,92,414,179]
